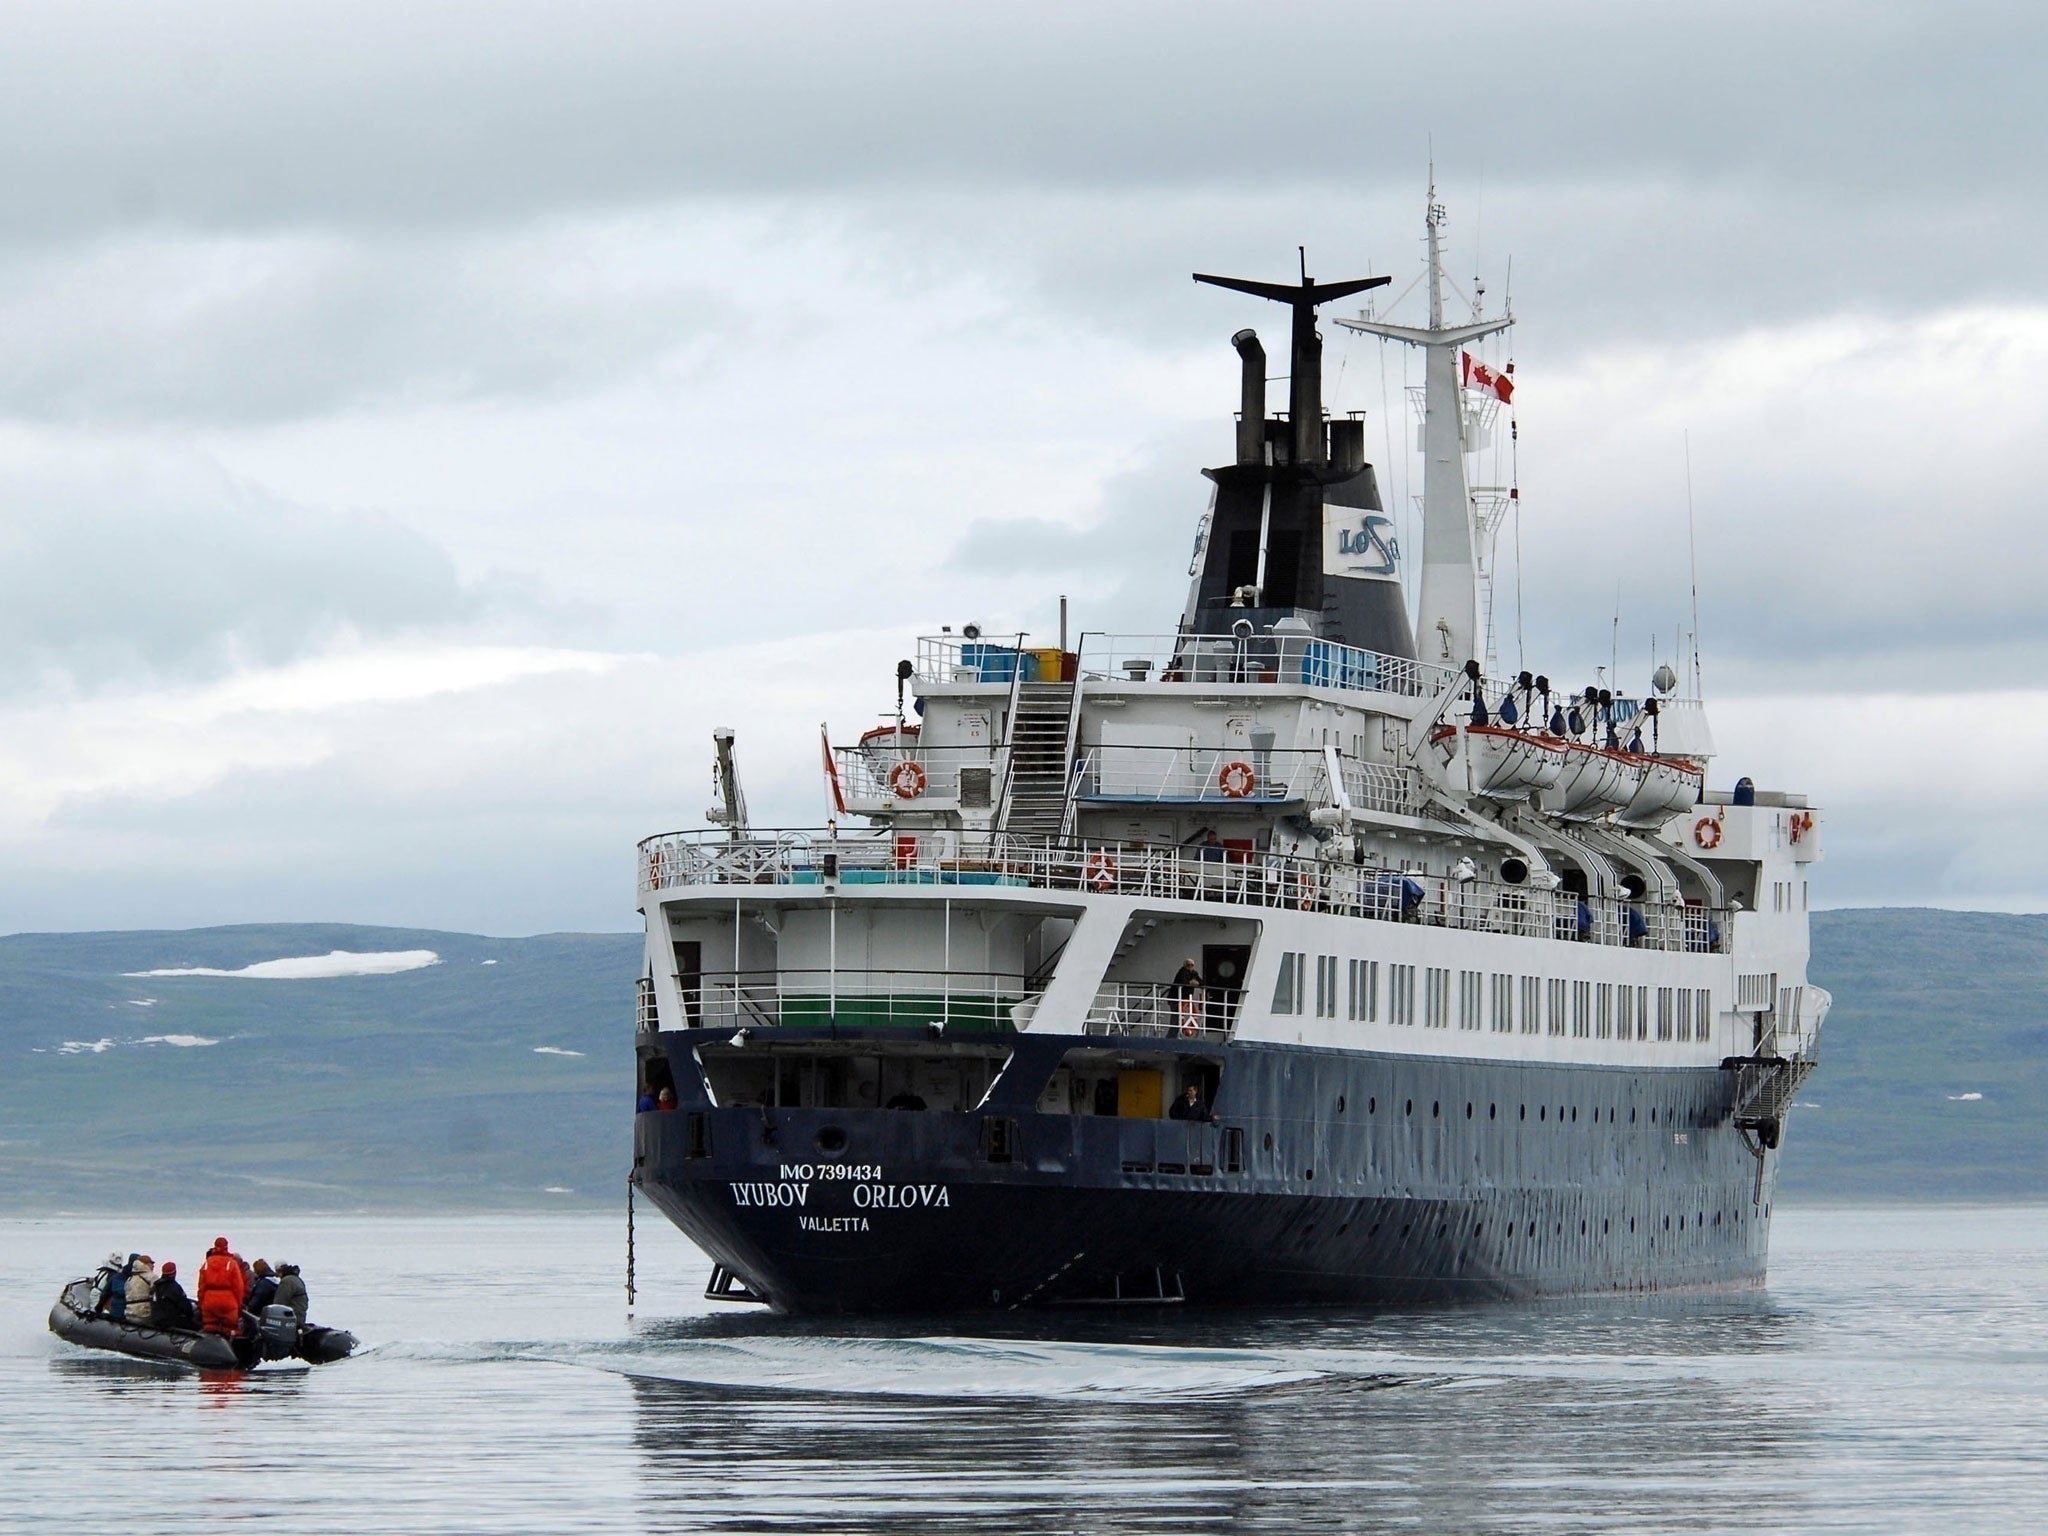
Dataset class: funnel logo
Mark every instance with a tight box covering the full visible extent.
[1327,512,1399,580]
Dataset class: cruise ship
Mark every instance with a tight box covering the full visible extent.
[629,196,1826,1313]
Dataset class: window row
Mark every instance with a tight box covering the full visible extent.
[1270,952,1713,1043]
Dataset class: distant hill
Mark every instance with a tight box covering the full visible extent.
[0,924,640,1210]
[1779,908,2048,1201]
[0,911,2039,1209]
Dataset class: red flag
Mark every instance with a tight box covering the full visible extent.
[1461,351,1514,404]
[821,724,848,816]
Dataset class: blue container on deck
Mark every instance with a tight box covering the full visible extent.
[961,643,1030,683]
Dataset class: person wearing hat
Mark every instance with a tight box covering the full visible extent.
[196,1237,247,1335]
[123,1255,157,1325]
[272,1263,309,1325]
[152,1261,197,1331]
[246,1259,279,1315]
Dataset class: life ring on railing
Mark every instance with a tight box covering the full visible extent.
[887,759,927,799]
[1789,810,1812,843]
[1084,850,1117,892]
[1217,759,1257,798]
[1693,816,1722,851]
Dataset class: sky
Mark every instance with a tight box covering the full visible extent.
[2,0,2043,935]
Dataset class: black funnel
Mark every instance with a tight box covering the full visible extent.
[1194,267,1389,465]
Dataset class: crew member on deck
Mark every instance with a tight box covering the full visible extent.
[1172,957,1205,1031]
[1169,1082,1213,1122]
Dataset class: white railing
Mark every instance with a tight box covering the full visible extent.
[1084,982,1243,1038]
[1337,759,1428,817]
[1073,746,1323,804]
[835,744,999,803]
[673,968,1036,1033]
[638,829,1732,955]
[1070,632,1460,697]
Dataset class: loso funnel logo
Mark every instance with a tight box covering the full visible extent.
[1332,514,1399,578]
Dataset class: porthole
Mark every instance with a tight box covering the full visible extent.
[1630,1217,1636,1233]
[1465,1103,1473,1119]
[1337,1095,1347,1113]
[1580,1219,1588,1234]
[1370,1222,1381,1237]
[1527,1222,1536,1237]
[1305,1168,1315,1181]
[1432,1101,1440,1118]
[1475,1222,1484,1237]
[1664,1215,1671,1231]
[1651,1108,1658,1124]
[1519,1105,1526,1121]
[1405,1099,1413,1116]
[814,1125,848,1155]
[1630,1107,1638,1123]
[1539,1106,1547,1122]
[1400,1223,1411,1238]
[1263,1132,1274,1152]
[1557,1106,1565,1122]
[1570,1107,1577,1123]
[1338,1222,1350,1236]
[1369,1096,1377,1113]
[1489,1103,1497,1120]
[1603,1218,1610,1234]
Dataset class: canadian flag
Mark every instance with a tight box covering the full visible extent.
[1461,351,1514,404]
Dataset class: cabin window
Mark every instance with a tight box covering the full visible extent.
[1490,972,1513,1033]
[1596,982,1614,1039]
[1459,970,1483,1030]
[1519,976,1541,1035]
[1315,955,1340,1018]
[1389,964,1417,1026]
[1618,985,1636,1041]
[1346,958,1380,1022]
[1271,952,1306,1015]
[1425,967,1451,1029]
[1547,979,1568,1037]
[1677,988,1694,1042]
[1656,986,1675,1041]
[1572,980,1592,1039]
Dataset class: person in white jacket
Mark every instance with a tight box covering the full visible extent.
[123,1256,156,1325]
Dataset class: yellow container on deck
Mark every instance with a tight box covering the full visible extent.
[1029,647,1067,682]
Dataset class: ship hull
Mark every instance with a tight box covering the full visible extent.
[636,1031,1777,1314]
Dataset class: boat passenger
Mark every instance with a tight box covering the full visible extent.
[93,1252,127,1318]
[124,1256,156,1325]
[246,1259,279,1314]
[636,1087,659,1113]
[152,1262,197,1331]
[656,1088,678,1112]
[196,1237,248,1336]
[1169,1083,1213,1122]
[272,1264,309,1325]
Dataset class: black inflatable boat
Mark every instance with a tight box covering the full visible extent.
[49,1278,357,1371]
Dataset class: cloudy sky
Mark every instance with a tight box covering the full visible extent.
[1,0,2041,934]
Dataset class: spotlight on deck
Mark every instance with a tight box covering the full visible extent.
[728,1028,752,1048]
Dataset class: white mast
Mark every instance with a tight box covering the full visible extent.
[1336,174,1510,669]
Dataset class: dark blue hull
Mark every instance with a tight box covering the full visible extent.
[635,1031,1777,1314]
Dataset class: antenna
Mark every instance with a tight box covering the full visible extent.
[1684,429,1704,698]
[1611,581,1621,684]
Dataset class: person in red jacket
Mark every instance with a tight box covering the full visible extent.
[196,1236,247,1335]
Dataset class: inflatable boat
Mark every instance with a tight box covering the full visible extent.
[48,1278,357,1370]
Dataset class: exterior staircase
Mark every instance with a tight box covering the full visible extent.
[999,680,1080,838]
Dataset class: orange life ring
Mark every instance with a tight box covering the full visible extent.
[1084,850,1117,892]
[1789,810,1812,843]
[1693,816,1722,850]
[1217,759,1257,798]
[888,759,927,799]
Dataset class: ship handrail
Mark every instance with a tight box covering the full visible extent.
[639,829,1732,955]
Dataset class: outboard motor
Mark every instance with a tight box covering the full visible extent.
[257,1304,301,1360]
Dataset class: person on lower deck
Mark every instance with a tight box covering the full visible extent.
[196,1237,247,1336]
[1172,957,1204,1031]
[272,1264,308,1324]
[1169,1082,1213,1121]
[152,1262,197,1330]
[124,1256,156,1325]
[94,1253,128,1318]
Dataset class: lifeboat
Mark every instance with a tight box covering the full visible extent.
[1615,755,1704,828]
[48,1276,357,1371]
[1542,742,1645,821]
[1432,724,1568,801]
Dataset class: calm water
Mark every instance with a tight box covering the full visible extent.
[3,1205,2044,1533]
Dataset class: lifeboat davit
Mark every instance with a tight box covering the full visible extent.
[1542,742,1645,821]
[1433,724,1568,801]
[1615,755,1704,828]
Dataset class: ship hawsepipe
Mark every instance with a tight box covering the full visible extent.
[635,1028,1779,1313]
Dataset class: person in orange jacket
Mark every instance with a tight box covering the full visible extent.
[196,1236,247,1335]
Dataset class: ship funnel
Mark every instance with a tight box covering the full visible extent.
[1231,329,1265,464]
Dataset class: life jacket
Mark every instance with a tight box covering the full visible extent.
[197,1250,246,1309]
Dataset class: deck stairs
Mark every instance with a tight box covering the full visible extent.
[999,680,1082,838]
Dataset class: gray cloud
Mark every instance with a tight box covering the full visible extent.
[0,448,478,691]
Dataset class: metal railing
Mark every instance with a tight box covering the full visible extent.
[638,829,1732,955]
[1084,982,1243,1038]
[834,743,999,803]
[676,968,1038,1033]
[1073,745,1323,804]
